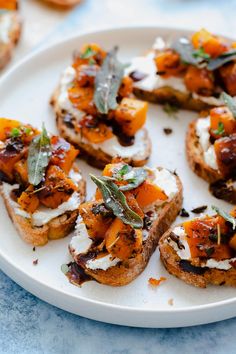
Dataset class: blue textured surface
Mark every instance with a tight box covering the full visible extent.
[1,1,236,353]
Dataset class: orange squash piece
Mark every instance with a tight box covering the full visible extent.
[154,49,185,77]
[118,76,133,98]
[50,136,79,174]
[214,134,236,177]
[105,218,142,260]
[81,123,113,143]
[134,180,167,209]
[17,185,39,214]
[184,66,214,96]
[114,98,147,136]
[191,29,228,58]
[39,165,77,209]
[0,0,17,10]
[183,217,232,260]
[73,43,106,68]
[124,191,144,218]
[79,201,113,239]
[14,159,28,184]
[219,62,236,96]
[0,118,20,141]
[68,86,97,116]
[210,106,236,139]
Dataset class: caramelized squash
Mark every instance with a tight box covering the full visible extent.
[75,64,99,87]
[219,62,236,96]
[73,43,106,68]
[192,29,228,58]
[210,106,236,139]
[124,191,144,218]
[155,49,185,77]
[134,180,167,209]
[50,136,79,174]
[0,139,25,182]
[214,134,236,177]
[39,165,77,209]
[17,185,39,214]
[118,76,133,98]
[0,0,17,10]
[0,118,20,141]
[79,201,113,239]
[183,217,232,260]
[114,98,147,136]
[184,66,214,96]
[81,123,113,143]
[105,218,142,260]
[14,159,28,185]
[68,86,97,116]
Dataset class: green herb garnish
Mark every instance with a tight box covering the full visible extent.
[207,50,236,70]
[90,174,143,229]
[212,121,225,136]
[116,164,129,179]
[23,127,32,135]
[220,92,236,119]
[80,46,96,59]
[193,47,210,60]
[94,47,124,114]
[163,103,179,118]
[212,205,236,230]
[27,124,52,186]
[10,127,20,138]
[205,247,215,257]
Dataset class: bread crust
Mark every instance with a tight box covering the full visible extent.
[133,87,212,112]
[159,229,236,288]
[0,166,86,246]
[51,88,152,169]
[43,0,81,6]
[71,175,183,286]
[0,12,21,70]
[186,119,223,183]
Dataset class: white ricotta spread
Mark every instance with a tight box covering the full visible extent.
[196,117,218,170]
[167,226,236,270]
[0,12,13,44]
[58,66,85,121]
[83,128,148,161]
[69,217,121,270]
[153,168,178,199]
[2,168,81,227]
[125,51,187,92]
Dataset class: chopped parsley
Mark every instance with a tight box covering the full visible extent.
[212,121,225,136]
[10,127,20,138]
[192,47,210,60]
[80,46,96,59]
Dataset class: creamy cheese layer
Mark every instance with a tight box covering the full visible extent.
[2,169,82,227]
[0,12,14,44]
[167,226,236,270]
[195,117,218,170]
[153,168,178,199]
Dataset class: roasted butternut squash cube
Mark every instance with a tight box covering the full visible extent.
[184,66,214,96]
[73,43,106,68]
[39,166,77,209]
[14,159,28,185]
[118,76,133,98]
[214,134,236,177]
[0,139,25,182]
[105,218,142,260]
[155,49,185,77]
[79,201,113,239]
[0,0,17,10]
[210,106,236,139]
[50,136,79,174]
[76,64,99,87]
[191,29,228,58]
[0,118,20,142]
[68,86,97,116]
[17,185,39,214]
[219,62,236,96]
[115,98,147,136]
[81,123,113,143]
[134,180,167,209]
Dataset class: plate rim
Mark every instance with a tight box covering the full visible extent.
[0,25,235,327]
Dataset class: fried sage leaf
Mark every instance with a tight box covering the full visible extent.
[119,167,147,191]
[172,38,204,66]
[94,47,124,114]
[90,174,143,229]
[212,205,236,230]
[207,50,236,70]
[220,92,236,119]
[27,124,51,186]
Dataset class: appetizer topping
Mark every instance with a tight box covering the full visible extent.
[69,159,178,270]
[167,207,236,270]
[58,43,148,151]
[0,118,81,225]
[0,0,18,11]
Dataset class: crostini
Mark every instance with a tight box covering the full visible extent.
[51,44,151,169]
[159,206,236,288]
[0,0,21,70]
[186,92,236,204]
[125,29,236,111]
[43,0,81,6]
[63,158,183,286]
[0,118,85,246]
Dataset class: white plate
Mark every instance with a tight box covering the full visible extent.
[0,26,235,328]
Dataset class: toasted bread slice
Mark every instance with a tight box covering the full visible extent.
[0,165,86,246]
[51,88,152,169]
[159,228,236,288]
[69,172,183,286]
[0,12,21,70]
[43,0,81,6]
[186,119,222,183]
